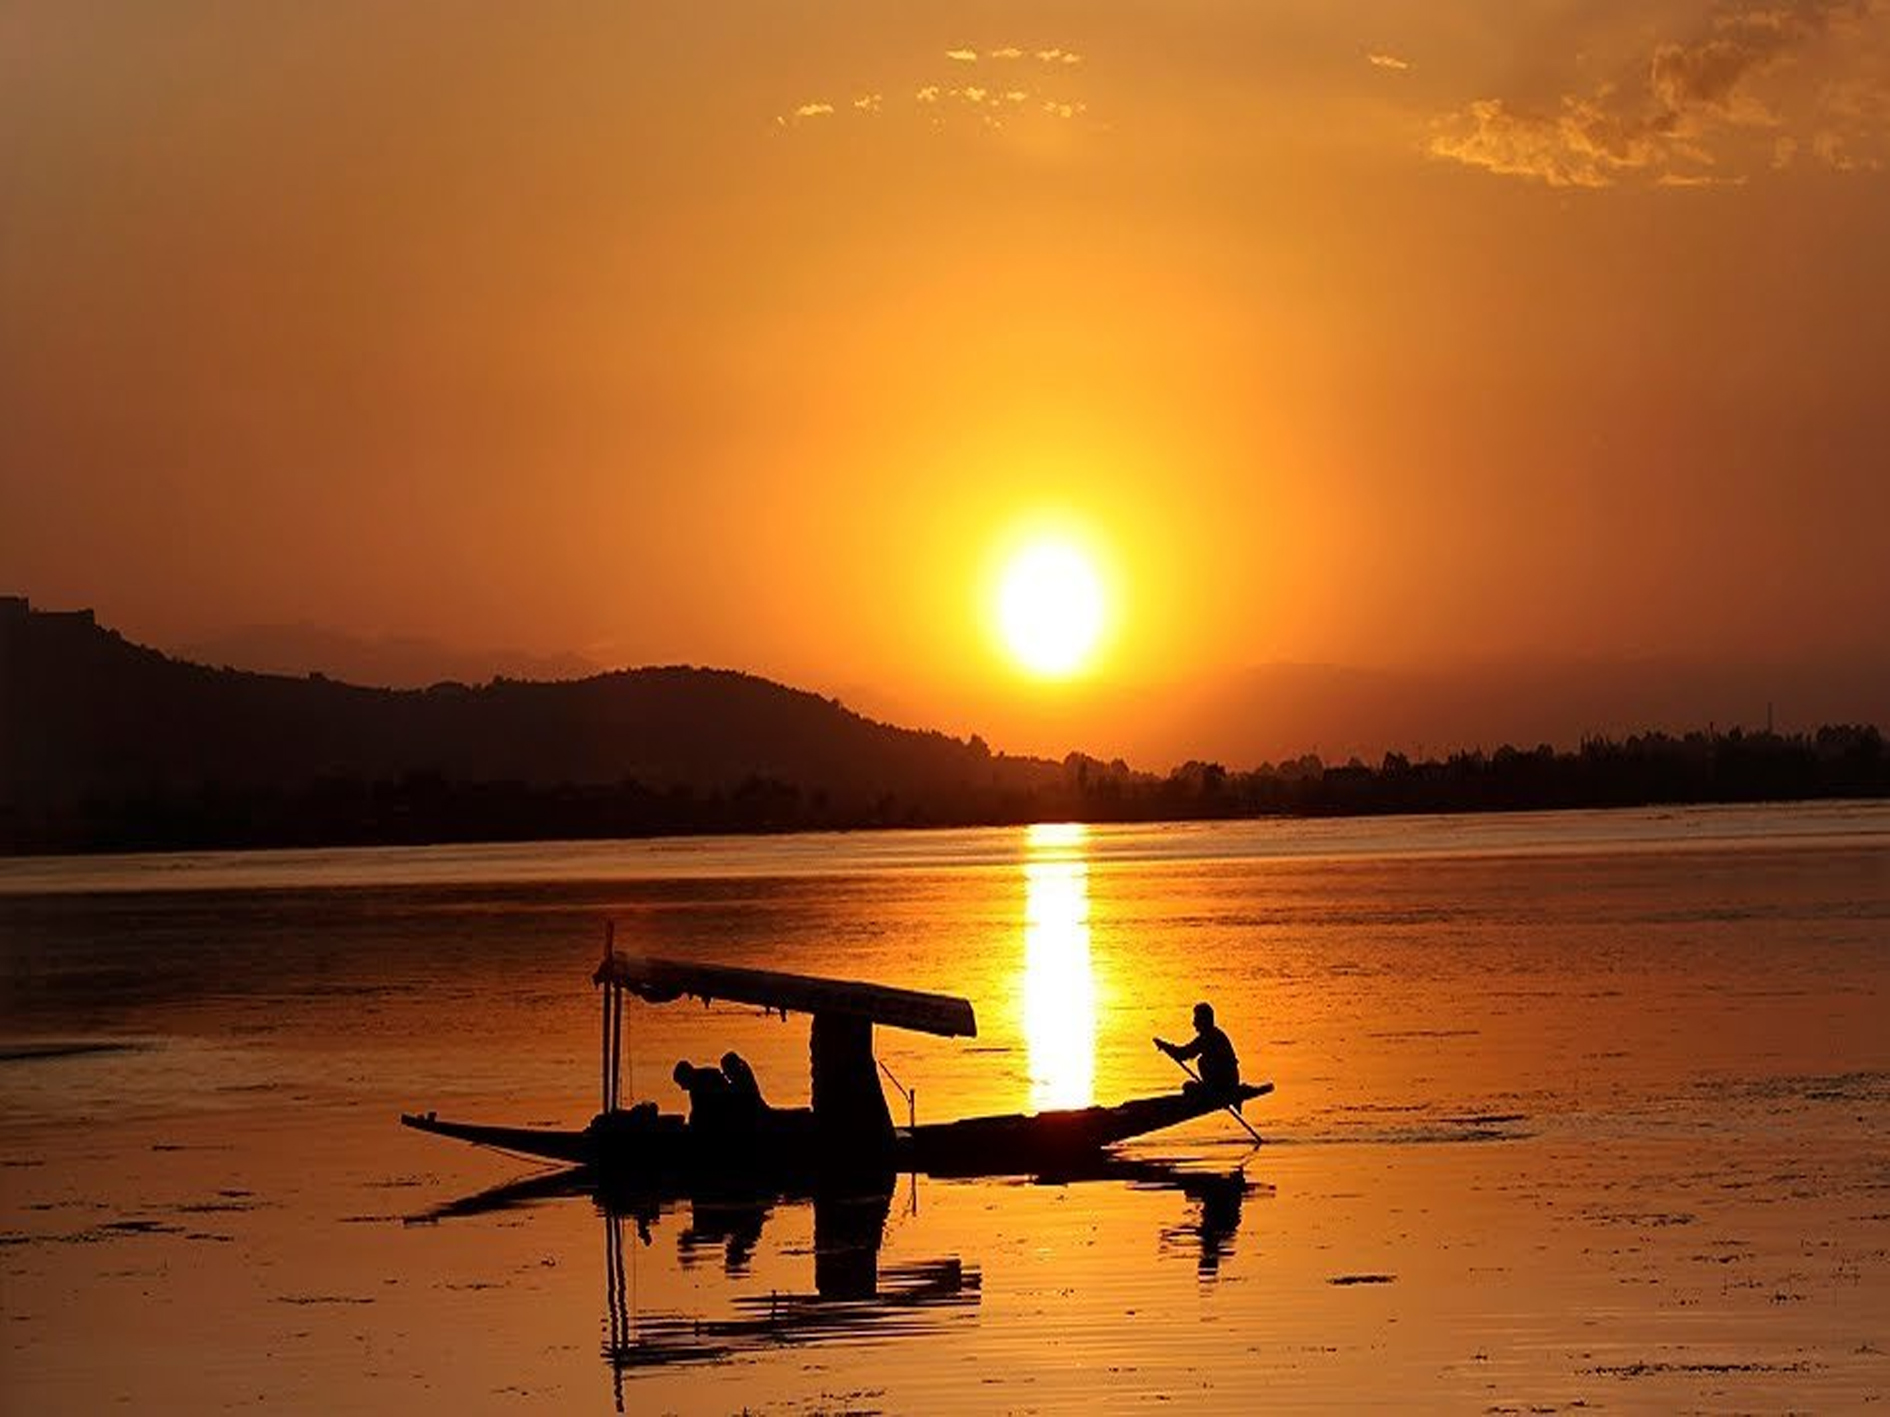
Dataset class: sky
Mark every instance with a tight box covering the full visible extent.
[4,1,1888,766]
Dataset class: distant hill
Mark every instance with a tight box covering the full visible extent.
[5,597,1883,855]
[1,597,1081,852]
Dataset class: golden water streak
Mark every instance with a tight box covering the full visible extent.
[1021,823,1096,1110]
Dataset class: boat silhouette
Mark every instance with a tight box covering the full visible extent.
[402,939,1271,1186]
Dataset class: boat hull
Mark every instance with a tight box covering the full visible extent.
[905,1083,1271,1176]
[400,1082,1271,1182]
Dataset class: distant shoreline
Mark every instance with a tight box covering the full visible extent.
[6,780,1886,860]
[3,801,1883,904]
[7,598,1885,857]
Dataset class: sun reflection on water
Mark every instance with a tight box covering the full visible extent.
[1021,823,1096,1111]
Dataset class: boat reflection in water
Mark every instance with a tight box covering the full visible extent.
[408,1157,1267,1402]
[1144,1165,1272,1278]
[1037,1154,1275,1280]
[1022,822,1097,1111]
[601,1188,980,1396]
[409,1172,979,1395]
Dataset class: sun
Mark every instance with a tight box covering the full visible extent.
[996,539,1106,678]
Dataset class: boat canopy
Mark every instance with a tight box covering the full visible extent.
[594,953,977,1039]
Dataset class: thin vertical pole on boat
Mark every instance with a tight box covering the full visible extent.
[601,921,616,1118]
[611,982,624,1111]
[877,1058,915,1131]
[601,980,613,1114]
[611,984,624,1112]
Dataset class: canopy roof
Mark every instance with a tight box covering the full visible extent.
[594,952,977,1038]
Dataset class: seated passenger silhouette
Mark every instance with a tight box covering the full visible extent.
[719,1050,766,1122]
[1155,1002,1241,1095]
[672,1059,735,1131]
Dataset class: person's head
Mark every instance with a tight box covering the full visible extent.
[1193,1001,1215,1030]
[672,1060,695,1086]
[720,1050,744,1074]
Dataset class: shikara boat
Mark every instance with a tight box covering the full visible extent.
[401,943,1270,1185]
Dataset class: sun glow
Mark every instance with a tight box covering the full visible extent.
[996,539,1106,678]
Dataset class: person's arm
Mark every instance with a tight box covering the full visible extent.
[1169,1036,1204,1061]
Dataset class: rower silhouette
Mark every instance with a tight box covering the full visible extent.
[1155,1002,1241,1095]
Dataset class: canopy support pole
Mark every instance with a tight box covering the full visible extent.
[600,921,622,1115]
[600,980,614,1114]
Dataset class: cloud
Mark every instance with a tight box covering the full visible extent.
[1431,0,1885,186]
[776,101,836,125]
[779,43,1094,137]
[1430,95,1665,187]
[1656,170,1751,186]
[1368,53,1411,72]
[947,44,1082,65]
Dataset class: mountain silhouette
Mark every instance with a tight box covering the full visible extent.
[2,597,1071,851]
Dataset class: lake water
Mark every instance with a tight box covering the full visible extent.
[3,803,1888,1412]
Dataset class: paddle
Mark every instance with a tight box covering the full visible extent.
[1156,1042,1265,1145]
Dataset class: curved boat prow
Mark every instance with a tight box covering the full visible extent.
[900,1081,1274,1177]
[399,1112,598,1166]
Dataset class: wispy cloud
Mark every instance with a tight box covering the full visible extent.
[779,101,834,124]
[1431,0,1886,187]
[944,45,1083,66]
[780,42,1094,136]
[1431,97,1664,188]
[1368,52,1411,72]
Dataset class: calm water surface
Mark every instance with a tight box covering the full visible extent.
[3,804,1888,1412]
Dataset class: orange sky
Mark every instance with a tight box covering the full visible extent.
[4,2,1888,765]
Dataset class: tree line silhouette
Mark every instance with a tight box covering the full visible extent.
[3,598,1884,853]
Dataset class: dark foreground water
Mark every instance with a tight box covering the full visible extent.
[3,803,1888,1412]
